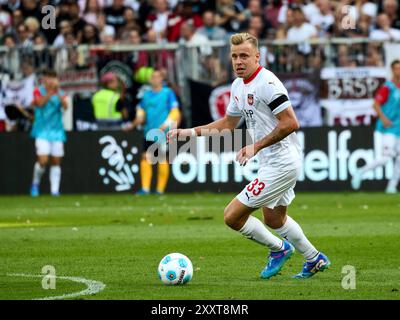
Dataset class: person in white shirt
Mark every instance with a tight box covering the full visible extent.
[311,0,334,37]
[286,6,317,41]
[370,13,400,41]
[286,6,317,55]
[168,33,330,280]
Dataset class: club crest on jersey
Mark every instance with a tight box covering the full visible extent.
[247,94,254,106]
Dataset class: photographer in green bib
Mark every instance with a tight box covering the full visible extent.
[92,72,129,129]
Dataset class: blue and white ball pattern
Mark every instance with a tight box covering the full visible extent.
[158,253,193,285]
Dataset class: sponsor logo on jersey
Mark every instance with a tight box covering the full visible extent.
[247,94,254,105]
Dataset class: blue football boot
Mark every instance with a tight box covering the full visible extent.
[293,252,331,279]
[30,184,39,197]
[135,189,150,195]
[260,240,295,279]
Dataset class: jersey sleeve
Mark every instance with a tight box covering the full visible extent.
[167,89,179,110]
[259,79,291,115]
[226,82,242,117]
[374,85,389,105]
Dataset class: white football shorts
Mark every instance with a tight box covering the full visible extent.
[35,139,64,157]
[377,132,400,158]
[237,166,300,209]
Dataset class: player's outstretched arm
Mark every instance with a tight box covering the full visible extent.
[167,114,241,141]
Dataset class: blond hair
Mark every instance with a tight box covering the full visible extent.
[230,33,258,49]
[24,17,40,32]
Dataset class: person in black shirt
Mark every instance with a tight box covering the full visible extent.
[104,0,128,35]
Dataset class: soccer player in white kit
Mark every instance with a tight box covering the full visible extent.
[168,33,330,279]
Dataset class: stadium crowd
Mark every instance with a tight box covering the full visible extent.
[0,0,400,132]
[0,0,399,47]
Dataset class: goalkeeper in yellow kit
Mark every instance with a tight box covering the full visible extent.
[126,69,181,195]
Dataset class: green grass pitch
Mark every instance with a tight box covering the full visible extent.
[0,192,399,300]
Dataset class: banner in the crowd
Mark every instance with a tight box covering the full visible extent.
[320,67,387,126]
[0,74,36,109]
[191,73,322,127]
[0,126,393,194]
[278,72,322,127]
[59,67,98,95]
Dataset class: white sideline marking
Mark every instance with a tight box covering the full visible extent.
[7,273,106,300]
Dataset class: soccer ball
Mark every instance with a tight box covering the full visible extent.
[157,253,193,285]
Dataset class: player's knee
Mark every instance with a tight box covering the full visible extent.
[38,158,49,167]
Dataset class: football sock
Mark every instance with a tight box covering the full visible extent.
[32,162,45,185]
[239,215,283,252]
[156,162,169,193]
[274,216,319,261]
[358,156,390,177]
[387,155,400,190]
[140,158,152,192]
[50,165,61,194]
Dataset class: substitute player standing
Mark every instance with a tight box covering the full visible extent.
[125,69,180,195]
[168,33,330,279]
[352,59,400,193]
[30,69,68,197]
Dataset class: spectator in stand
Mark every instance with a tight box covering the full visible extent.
[196,10,227,41]
[247,14,270,40]
[53,20,73,47]
[9,9,24,33]
[370,13,400,41]
[100,24,117,45]
[285,5,318,71]
[365,43,384,66]
[80,23,101,45]
[311,0,334,38]
[0,6,11,29]
[356,13,374,38]
[121,28,148,70]
[96,12,116,40]
[286,6,317,51]
[381,0,400,30]
[24,17,41,40]
[145,0,171,39]
[336,44,357,67]
[166,0,203,42]
[240,0,272,36]
[55,32,79,72]
[20,0,41,21]
[104,0,128,35]
[265,0,283,30]
[2,0,21,14]
[69,2,88,40]
[122,7,139,32]
[32,32,50,69]
[1,34,20,74]
[16,23,33,47]
[180,19,211,56]
[215,0,246,34]
[82,0,103,26]
[57,0,74,23]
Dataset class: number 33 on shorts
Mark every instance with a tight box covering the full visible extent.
[246,178,266,196]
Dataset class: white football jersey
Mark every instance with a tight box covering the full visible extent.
[226,66,302,170]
